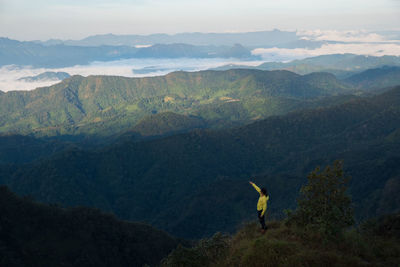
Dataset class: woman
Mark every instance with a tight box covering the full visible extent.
[249,181,269,233]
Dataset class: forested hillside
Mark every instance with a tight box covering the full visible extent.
[121,112,207,139]
[0,186,181,267]
[0,134,75,164]
[0,69,354,137]
[3,1,400,266]
[345,66,400,90]
[2,86,399,239]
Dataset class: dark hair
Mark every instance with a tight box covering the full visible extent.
[261,188,268,196]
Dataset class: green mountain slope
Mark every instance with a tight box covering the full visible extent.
[2,87,399,239]
[0,69,353,137]
[0,134,75,164]
[122,112,207,139]
[0,185,181,267]
[345,66,400,90]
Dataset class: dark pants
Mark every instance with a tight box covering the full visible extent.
[257,210,267,230]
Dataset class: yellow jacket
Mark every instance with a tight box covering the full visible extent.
[251,183,269,216]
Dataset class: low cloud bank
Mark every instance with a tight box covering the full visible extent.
[0,58,264,92]
[252,42,400,60]
[297,29,400,43]
[2,29,400,92]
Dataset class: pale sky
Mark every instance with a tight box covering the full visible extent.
[0,0,399,40]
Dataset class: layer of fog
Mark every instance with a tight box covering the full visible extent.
[0,58,264,92]
[252,42,400,60]
[297,29,400,43]
[2,32,400,92]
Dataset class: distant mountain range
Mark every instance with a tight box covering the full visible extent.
[1,86,399,239]
[3,33,399,74]
[0,37,138,68]
[36,29,300,47]
[0,37,256,68]
[18,71,71,82]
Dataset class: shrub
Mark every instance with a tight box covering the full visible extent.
[161,232,229,267]
[287,160,354,236]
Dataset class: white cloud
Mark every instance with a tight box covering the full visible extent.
[134,44,152,48]
[297,29,399,43]
[0,66,58,92]
[0,58,265,92]
[252,42,400,60]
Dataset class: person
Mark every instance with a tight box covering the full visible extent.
[249,181,269,233]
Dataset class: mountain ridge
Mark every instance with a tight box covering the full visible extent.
[0,69,354,137]
[36,30,300,47]
[0,37,257,67]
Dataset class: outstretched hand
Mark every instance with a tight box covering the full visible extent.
[249,181,254,185]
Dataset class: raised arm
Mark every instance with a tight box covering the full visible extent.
[249,181,261,194]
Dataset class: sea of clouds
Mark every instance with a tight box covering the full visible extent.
[0,58,264,92]
[254,30,400,59]
[1,30,399,92]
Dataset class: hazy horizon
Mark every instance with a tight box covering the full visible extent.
[1,0,399,41]
[2,28,400,43]
[1,0,399,92]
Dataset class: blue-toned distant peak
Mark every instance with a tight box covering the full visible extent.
[18,72,71,82]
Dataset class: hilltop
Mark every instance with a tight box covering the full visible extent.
[162,217,400,267]
[162,161,400,266]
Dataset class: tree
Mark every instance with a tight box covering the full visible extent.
[287,160,354,235]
